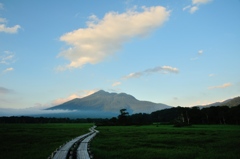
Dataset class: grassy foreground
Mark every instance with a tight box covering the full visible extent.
[91,125,240,159]
[0,123,92,159]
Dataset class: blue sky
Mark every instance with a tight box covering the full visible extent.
[0,0,240,111]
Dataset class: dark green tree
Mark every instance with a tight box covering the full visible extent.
[118,109,129,125]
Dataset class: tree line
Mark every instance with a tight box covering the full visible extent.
[1,105,240,125]
[0,116,107,124]
[98,105,240,126]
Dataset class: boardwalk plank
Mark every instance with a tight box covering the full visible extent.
[52,131,93,159]
[77,128,98,159]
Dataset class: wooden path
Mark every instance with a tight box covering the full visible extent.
[50,126,98,159]
[77,131,97,159]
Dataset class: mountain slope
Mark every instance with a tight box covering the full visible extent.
[196,96,240,108]
[47,90,171,113]
[221,96,240,107]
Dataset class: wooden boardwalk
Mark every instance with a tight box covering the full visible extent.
[50,126,98,159]
[77,132,97,159]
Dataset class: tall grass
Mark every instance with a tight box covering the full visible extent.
[91,125,240,159]
[0,123,92,159]
[1,124,239,159]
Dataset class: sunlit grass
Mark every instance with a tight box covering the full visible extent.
[0,123,92,159]
[91,125,240,159]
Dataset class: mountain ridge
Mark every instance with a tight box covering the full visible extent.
[47,90,240,114]
[47,90,171,113]
[194,96,240,108]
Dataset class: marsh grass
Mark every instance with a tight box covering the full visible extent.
[0,123,92,159]
[91,125,240,159]
[1,124,239,159]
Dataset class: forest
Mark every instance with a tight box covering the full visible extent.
[1,105,240,126]
[99,105,240,126]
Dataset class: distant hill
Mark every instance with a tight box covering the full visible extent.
[47,90,171,114]
[195,96,240,108]
[221,96,240,107]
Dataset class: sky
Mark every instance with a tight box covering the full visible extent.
[0,0,240,111]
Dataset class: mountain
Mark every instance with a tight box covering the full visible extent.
[221,96,240,107]
[195,96,240,108]
[47,90,171,114]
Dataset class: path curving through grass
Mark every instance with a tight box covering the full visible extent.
[50,126,98,159]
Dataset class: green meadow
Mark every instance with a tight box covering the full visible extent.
[0,123,92,159]
[0,124,239,159]
[91,125,240,159]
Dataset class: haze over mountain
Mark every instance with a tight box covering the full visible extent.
[0,90,239,118]
[47,90,171,114]
[194,96,240,108]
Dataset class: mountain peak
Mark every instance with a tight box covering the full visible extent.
[96,90,107,93]
[47,90,171,113]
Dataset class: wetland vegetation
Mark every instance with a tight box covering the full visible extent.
[0,123,239,159]
[91,125,240,159]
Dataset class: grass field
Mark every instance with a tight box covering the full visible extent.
[1,124,239,159]
[0,123,93,159]
[91,125,240,159]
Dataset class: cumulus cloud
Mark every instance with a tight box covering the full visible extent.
[184,0,212,14]
[0,24,21,34]
[57,6,170,70]
[0,3,21,34]
[123,65,179,79]
[208,83,232,89]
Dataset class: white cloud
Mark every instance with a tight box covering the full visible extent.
[198,50,203,55]
[191,50,203,60]
[112,81,121,87]
[124,72,142,79]
[3,67,14,73]
[208,83,232,89]
[0,24,21,34]
[51,94,82,106]
[0,107,76,116]
[30,90,98,110]
[51,89,98,106]
[123,65,179,79]
[183,0,212,14]
[0,4,21,34]
[0,51,15,74]
[192,0,212,5]
[183,5,191,11]
[0,51,15,65]
[190,6,199,14]
[57,6,170,70]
